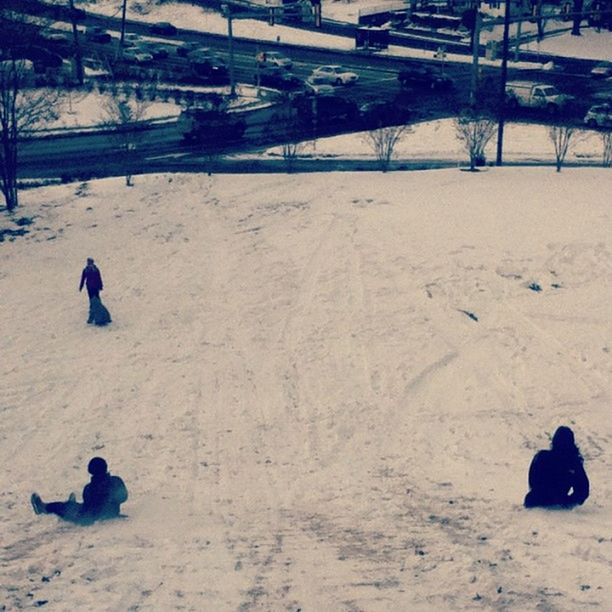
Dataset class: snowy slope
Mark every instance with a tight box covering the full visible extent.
[1,166,610,611]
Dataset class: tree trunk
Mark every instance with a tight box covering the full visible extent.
[1,128,19,211]
[572,0,584,35]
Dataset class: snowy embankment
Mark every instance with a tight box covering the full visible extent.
[1,167,610,610]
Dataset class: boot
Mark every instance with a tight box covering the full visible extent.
[31,493,47,515]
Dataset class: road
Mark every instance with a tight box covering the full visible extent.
[11,2,611,179]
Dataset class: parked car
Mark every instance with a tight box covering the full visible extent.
[292,92,359,125]
[302,81,336,96]
[584,103,612,128]
[590,61,612,79]
[42,30,70,46]
[177,106,246,144]
[359,100,410,128]
[309,65,359,86]
[85,26,111,44]
[256,65,302,90]
[189,57,229,84]
[122,32,143,48]
[122,48,154,64]
[397,65,453,91]
[190,48,225,64]
[142,43,170,59]
[256,50,292,70]
[150,21,177,36]
[175,41,200,57]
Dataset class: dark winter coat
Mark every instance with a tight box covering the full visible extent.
[524,449,589,508]
[79,264,103,292]
[81,472,128,521]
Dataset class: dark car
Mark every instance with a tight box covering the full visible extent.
[360,100,410,128]
[178,107,246,144]
[176,42,200,57]
[150,22,177,36]
[85,27,112,44]
[293,92,360,126]
[142,43,170,59]
[398,65,453,91]
[189,57,229,85]
[256,66,302,90]
[21,46,63,67]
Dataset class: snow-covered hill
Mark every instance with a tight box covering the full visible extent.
[1,165,610,610]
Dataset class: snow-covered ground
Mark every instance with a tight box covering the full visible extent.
[261,119,607,164]
[1,3,610,611]
[1,160,611,610]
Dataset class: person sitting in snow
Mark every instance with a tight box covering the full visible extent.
[524,426,589,509]
[31,457,128,525]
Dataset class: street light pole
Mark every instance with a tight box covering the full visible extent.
[67,0,84,85]
[120,0,127,47]
[470,8,481,107]
[496,0,512,166]
[225,4,236,97]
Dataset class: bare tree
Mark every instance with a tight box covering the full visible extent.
[269,98,307,172]
[100,79,158,186]
[0,58,60,211]
[454,110,496,171]
[362,125,410,172]
[602,131,612,167]
[548,124,575,172]
[0,7,65,211]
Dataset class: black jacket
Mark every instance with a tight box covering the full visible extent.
[82,473,128,520]
[79,265,103,292]
[524,449,589,508]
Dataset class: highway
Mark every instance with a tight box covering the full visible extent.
[10,2,611,178]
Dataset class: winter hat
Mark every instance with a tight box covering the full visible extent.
[551,426,575,451]
[88,456,108,475]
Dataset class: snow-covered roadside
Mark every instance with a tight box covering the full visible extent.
[260,119,608,165]
[35,87,608,165]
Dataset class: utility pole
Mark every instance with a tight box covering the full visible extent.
[224,4,236,97]
[120,0,127,47]
[495,0,512,166]
[68,0,83,85]
[470,8,481,107]
[514,15,522,61]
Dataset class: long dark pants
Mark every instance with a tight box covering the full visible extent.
[87,288,100,323]
[45,499,87,522]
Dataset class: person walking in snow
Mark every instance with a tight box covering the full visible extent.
[79,257,104,324]
[524,426,589,509]
[31,457,128,525]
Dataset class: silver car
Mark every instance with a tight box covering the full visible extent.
[584,103,612,127]
[257,50,292,70]
[309,65,359,86]
[590,61,612,79]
